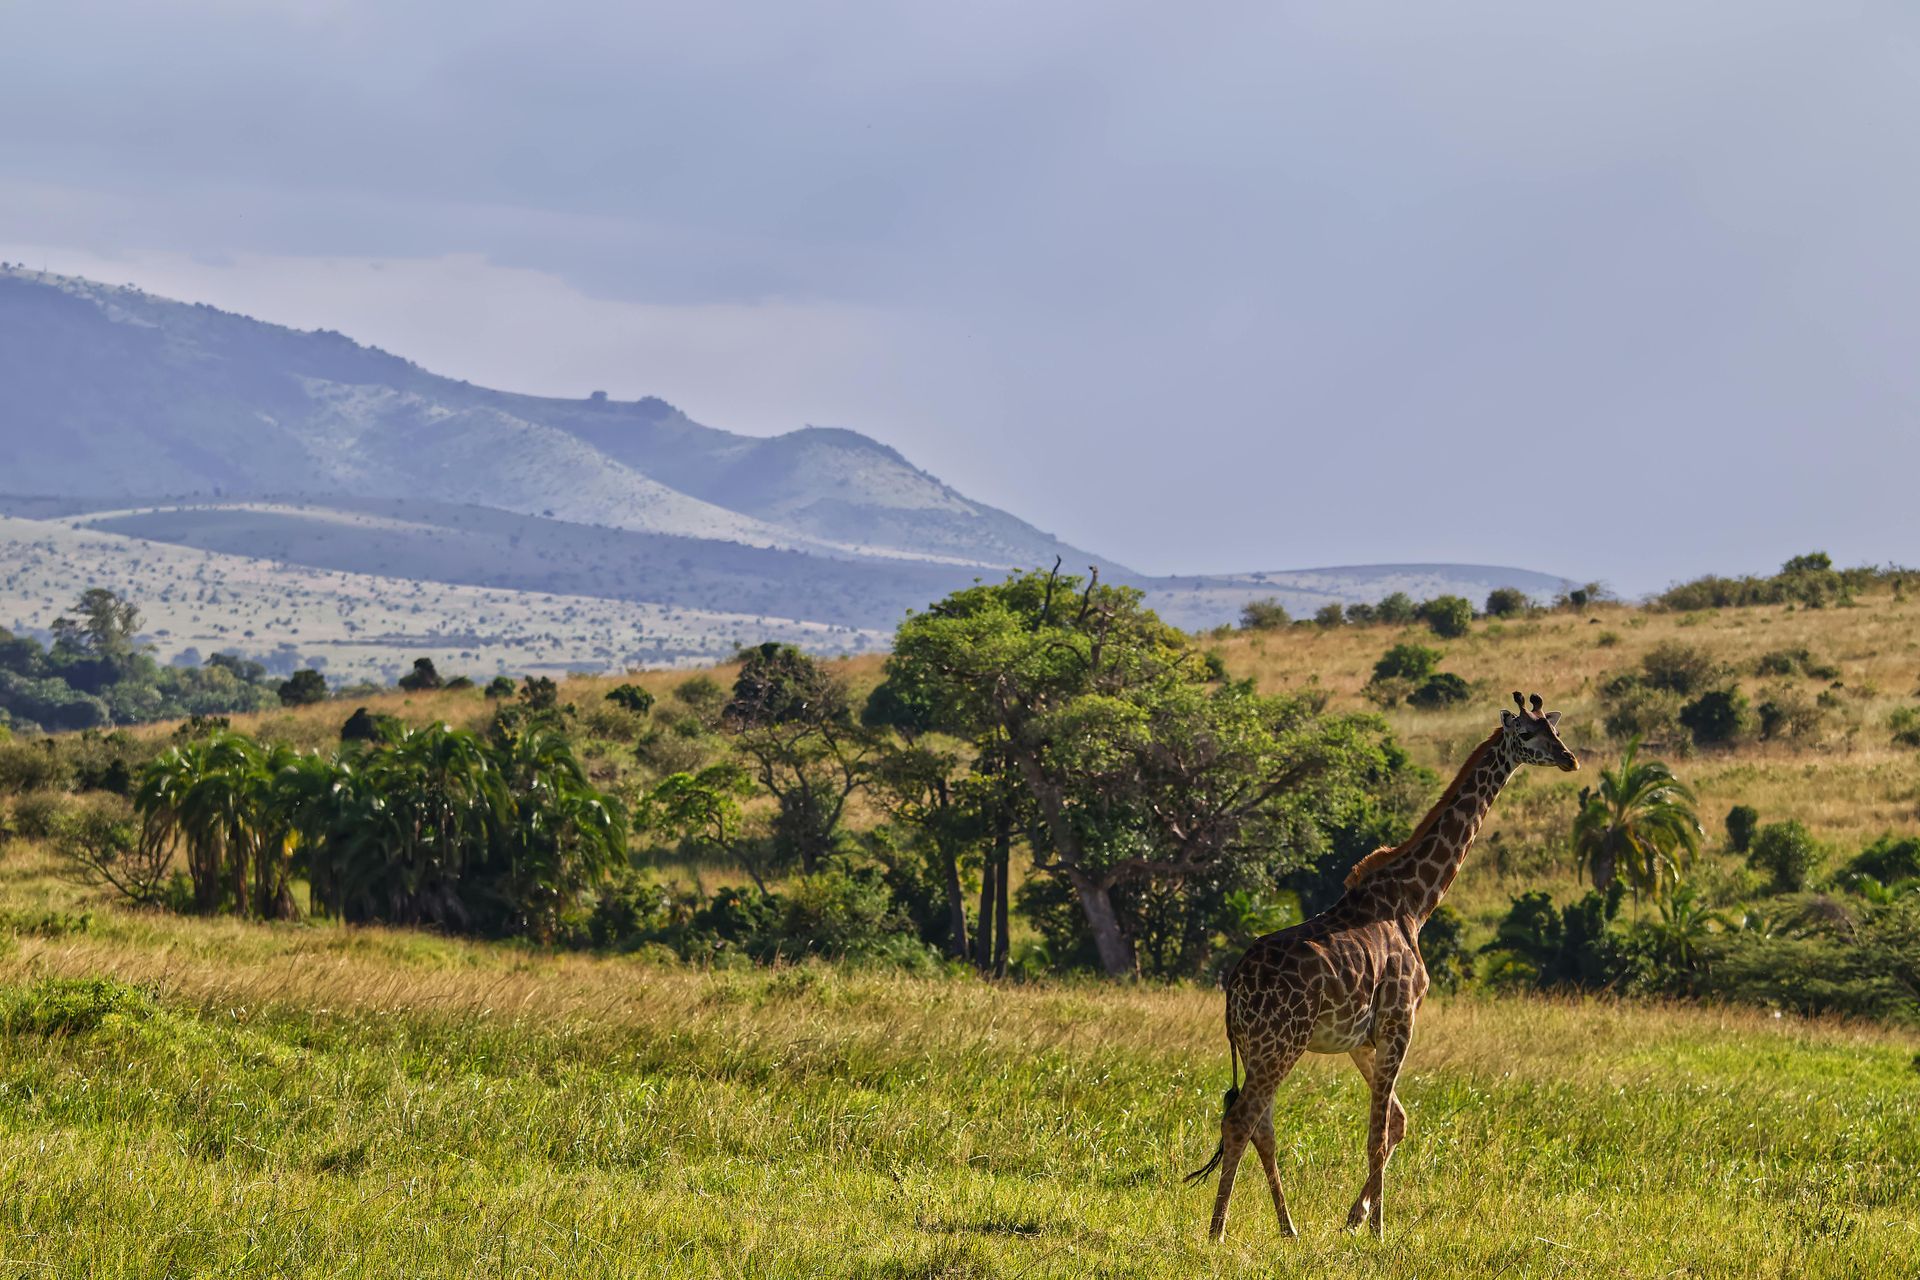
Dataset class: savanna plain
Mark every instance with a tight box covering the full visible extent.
[2,585,1919,1277]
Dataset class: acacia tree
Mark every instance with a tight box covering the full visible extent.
[722,642,875,872]
[887,564,1397,977]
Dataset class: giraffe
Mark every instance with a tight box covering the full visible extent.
[1187,691,1578,1242]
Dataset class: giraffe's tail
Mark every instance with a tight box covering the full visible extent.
[1183,1038,1241,1185]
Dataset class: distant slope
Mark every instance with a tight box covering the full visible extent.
[70,498,983,631]
[0,514,883,681]
[1134,563,1577,629]
[0,267,1106,570]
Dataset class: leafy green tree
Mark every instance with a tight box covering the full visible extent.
[1679,688,1753,746]
[722,643,875,872]
[277,669,328,707]
[1416,595,1473,638]
[398,657,444,692]
[1237,599,1290,631]
[1313,603,1346,628]
[49,588,143,691]
[888,566,1396,977]
[1372,644,1440,684]
[1571,739,1702,901]
[1748,820,1823,893]
[484,675,517,699]
[1407,672,1472,708]
[1373,592,1416,626]
[1483,587,1529,617]
[1725,804,1759,853]
[605,684,656,715]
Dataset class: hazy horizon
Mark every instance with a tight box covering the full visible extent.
[6,2,1918,594]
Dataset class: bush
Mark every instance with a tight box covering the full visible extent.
[0,739,67,795]
[674,675,728,723]
[1420,904,1474,993]
[7,791,69,841]
[1407,672,1472,709]
[1416,595,1473,638]
[1374,593,1417,626]
[1342,603,1376,625]
[1371,644,1441,684]
[397,658,443,692]
[1889,706,1920,749]
[1679,688,1753,746]
[1483,587,1529,617]
[1844,834,1920,887]
[51,795,173,906]
[687,867,934,968]
[339,707,400,743]
[484,675,518,700]
[277,669,329,707]
[1748,820,1823,893]
[1313,603,1345,628]
[1641,642,1727,696]
[1599,676,1685,746]
[1238,599,1291,631]
[606,684,656,716]
[1756,687,1826,741]
[1725,804,1759,854]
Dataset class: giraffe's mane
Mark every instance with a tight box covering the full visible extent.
[1343,729,1502,889]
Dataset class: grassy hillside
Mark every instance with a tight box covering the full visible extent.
[0,846,1914,1276]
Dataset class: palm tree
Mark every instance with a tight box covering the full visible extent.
[1571,738,1703,904]
[134,732,299,919]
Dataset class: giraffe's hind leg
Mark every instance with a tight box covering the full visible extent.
[1249,1101,1297,1238]
[1208,1035,1307,1243]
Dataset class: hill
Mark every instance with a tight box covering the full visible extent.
[0,266,1572,658]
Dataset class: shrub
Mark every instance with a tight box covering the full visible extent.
[1420,904,1474,993]
[1374,593,1417,626]
[1416,595,1473,638]
[1641,642,1727,696]
[606,684,656,716]
[484,675,518,700]
[444,676,475,691]
[1678,688,1753,746]
[1889,706,1920,749]
[397,658,443,692]
[339,707,401,743]
[1237,599,1291,631]
[1596,631,1620,648]
[1342,603,1376,625]
[1371,644,1441,685]
[1725,804,1759,854]
[1846,834,1920,886]
[674,675,728,722]
[1407,672,1472,709]
[1313,603,1345,628]
[1756,687,1825,741]
[277,669,328,707]
[1748,820,1823,893]
[51,795,173,907]
[1599,676,1685,746]
[0,739,67,795]
[1483,587,1529,617]
[7,791,68,841]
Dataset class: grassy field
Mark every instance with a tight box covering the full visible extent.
[4,592,1920,1275]
[0,841,1916,1278]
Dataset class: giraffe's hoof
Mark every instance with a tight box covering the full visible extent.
[1343,1199,1370,1232]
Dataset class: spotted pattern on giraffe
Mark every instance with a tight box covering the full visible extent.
[1190,692,1579,1243]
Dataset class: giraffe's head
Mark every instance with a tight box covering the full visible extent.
[1501,691,1579,771]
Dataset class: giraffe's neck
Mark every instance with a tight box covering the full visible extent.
[1375,729,1521,924]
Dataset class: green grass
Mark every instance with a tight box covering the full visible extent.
[0,850,1916,1277]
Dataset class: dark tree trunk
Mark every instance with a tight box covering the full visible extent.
[1068,868,1135,978]
[992,815,1010,978]
[941,842,969,960]
[975,854,997,972]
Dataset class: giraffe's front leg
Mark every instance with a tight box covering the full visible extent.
[1345,1015,1414,1240]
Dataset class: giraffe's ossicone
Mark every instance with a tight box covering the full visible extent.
[1188,691,1578,1242]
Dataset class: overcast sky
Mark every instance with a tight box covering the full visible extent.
[4,2,1917,592]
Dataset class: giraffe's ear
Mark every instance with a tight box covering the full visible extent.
[1544,711,1561,728]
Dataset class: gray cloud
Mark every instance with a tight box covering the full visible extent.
[3,1,1916,591]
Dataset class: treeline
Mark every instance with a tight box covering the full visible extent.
[1653,552,1912,612]
[0,590,279,731]
[1235,581,1605,639]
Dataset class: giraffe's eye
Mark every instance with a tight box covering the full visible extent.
[1519,729,1535,740]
